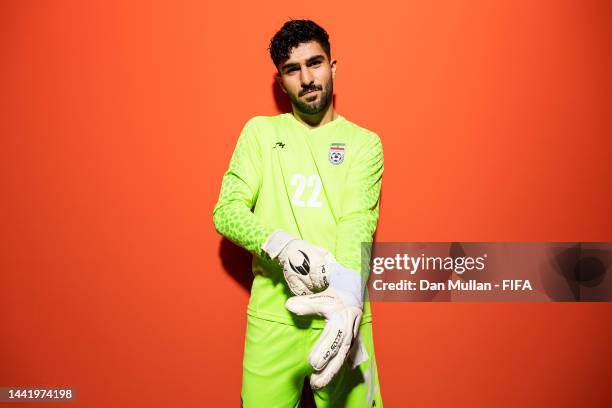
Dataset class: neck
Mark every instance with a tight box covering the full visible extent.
[291,102,337,129]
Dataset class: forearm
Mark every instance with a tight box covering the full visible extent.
[212,118,274,257]
[212,178,274,257]
[335,208,380,282]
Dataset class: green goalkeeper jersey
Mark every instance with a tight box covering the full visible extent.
[213,113,383,328]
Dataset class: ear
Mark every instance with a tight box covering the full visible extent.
[330,59,337,79]
[275,73,287,94]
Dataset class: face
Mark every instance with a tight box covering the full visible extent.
[277,41,336,115]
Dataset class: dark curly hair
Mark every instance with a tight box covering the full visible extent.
[269,20,331,69]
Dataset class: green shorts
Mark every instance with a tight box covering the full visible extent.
[241,315,383,408]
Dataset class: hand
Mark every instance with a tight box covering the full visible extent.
[262,231,335,295]
[285,262,365,389]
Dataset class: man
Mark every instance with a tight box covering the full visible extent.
[213,19,383,407]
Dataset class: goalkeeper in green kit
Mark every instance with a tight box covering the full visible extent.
[213,19,383,407]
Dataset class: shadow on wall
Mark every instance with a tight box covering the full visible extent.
[272,76,292,113]
[219,238,253,292]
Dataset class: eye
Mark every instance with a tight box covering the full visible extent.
[308,60,322,67]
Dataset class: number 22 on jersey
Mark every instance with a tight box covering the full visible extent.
[290,174,323,208]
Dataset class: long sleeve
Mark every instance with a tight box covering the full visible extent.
[212,119,274,257]
[334,133,384,275]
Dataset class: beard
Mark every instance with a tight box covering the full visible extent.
[289,78,333,115]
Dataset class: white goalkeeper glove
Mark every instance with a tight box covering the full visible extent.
[285,262,368,390]
[262,230,335,296]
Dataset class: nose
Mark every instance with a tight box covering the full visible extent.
[300,66,313,87]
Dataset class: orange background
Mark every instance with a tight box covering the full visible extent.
[2,1,611,407]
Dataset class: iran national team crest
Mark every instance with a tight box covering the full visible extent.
[328,143,345,165]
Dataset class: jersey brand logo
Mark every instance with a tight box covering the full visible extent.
[328,143,345,165]
[273,142,285,149]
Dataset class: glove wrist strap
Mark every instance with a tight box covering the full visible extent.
[262,230,296,259]
[329,264,364,308]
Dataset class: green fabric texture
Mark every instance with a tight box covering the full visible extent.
[241,315,383,408]
[213,113,384,328]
